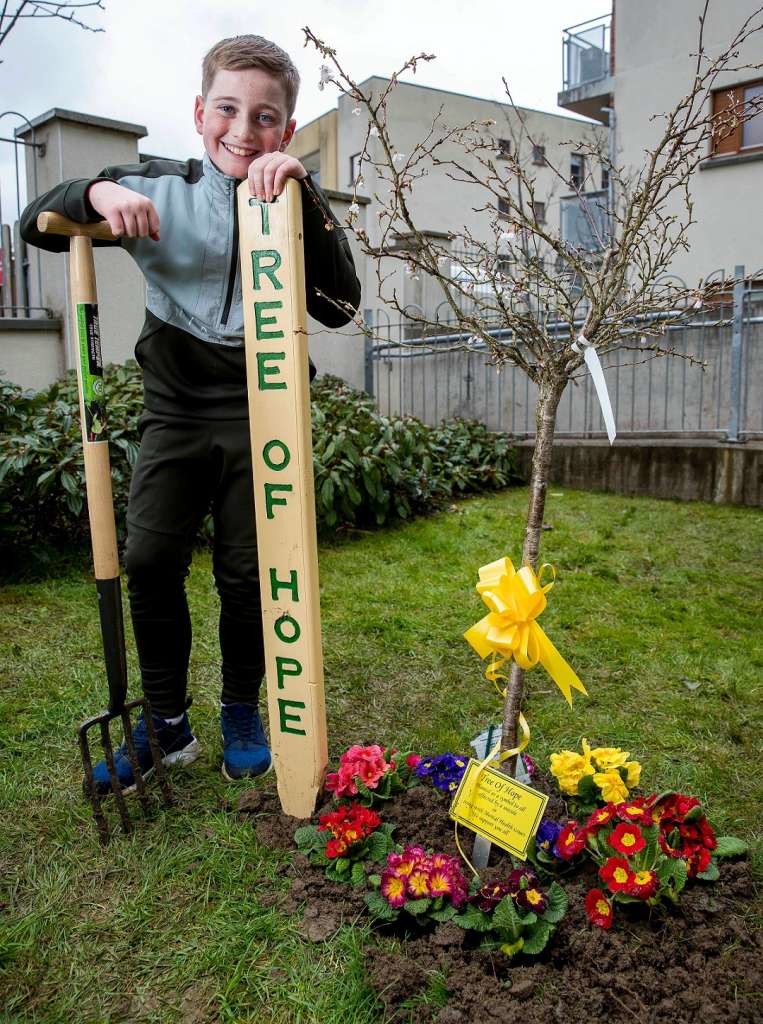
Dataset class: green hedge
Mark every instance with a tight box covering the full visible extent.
[0,363,519,561]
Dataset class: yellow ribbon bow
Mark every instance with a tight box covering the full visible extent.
[463,556,587,705]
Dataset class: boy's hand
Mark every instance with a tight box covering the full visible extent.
[248,153,307,203]
[86,181,161,241]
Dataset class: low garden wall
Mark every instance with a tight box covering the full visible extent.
[517,438,763,508]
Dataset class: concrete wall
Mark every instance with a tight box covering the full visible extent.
[11,109,148,388]
[0,320,63,390]
[612,0,763,284]
[306,188,368,390]
[288,109,338,190]
[516,438,763,508]
[335,78,606,325]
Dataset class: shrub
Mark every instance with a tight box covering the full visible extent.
[0,365,519,564]
[311,375,519,529]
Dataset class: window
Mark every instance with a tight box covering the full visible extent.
[532,144,546,165]
[532,201,546,224]
[570,152,585,189]
[497,196,511,219]
[710,79,763,155]
[349,151,363,186]
[496,138,512,159]
[601,166,610,191]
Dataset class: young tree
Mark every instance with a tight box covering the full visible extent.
[305,2,763,766]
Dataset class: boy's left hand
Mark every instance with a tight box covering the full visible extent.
[248,153,307,203]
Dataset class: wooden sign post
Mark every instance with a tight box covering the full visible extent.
[237,178,328,817]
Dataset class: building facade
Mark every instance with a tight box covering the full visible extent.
[558,0,763,285]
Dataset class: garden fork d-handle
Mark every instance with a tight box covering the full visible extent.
[37,211,128,714]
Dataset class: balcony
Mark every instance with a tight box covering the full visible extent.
[558,13,613,124]
[560,190,609,252]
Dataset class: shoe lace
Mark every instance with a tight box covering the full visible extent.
[226,705,257,744]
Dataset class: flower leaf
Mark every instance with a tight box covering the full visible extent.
[520,919,554,956]
[294,825,321,853]
[364,829,394,863]
[714,836,749,858]
[541,882,568,924]
[696,859,720,882]
[351,861,366,886]
[365,891,398,921]
[493,895,522,938]
[430,905,458,923]
[403,898,432,915]
[453,905,493,932]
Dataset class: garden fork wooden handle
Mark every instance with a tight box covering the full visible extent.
[37,211,127,713]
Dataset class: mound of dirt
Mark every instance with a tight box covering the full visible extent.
[241,780,762,1022]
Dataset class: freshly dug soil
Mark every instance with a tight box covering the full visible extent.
[238,781,762,1023]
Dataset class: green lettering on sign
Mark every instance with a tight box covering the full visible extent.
[254,301,284,341]
[278,698,307,735]
[270,568,299,602]
[274,613,301,644]
[248,198,270,235]
[251,250,283,291]
[262,439,291,471]
[276,656,302,689]
[256,352,287,390]
[264,482,292,519]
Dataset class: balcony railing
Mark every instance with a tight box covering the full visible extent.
[562,14,611,91]
[560,189,609,251]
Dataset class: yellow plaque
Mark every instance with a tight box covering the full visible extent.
[450,759,549,860]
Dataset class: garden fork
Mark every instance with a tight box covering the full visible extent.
[36,211,173,844]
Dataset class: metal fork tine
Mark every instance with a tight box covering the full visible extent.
[121,709,152,816]
[138,699,174,808]
[99,718,133,834]
[78,720,110,846]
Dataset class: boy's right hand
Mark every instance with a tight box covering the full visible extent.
[86,181,161,241]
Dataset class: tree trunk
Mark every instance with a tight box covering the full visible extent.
[500,373,566,774]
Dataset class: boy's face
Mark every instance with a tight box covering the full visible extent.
[194,67,296,179]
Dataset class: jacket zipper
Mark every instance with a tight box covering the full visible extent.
[220,183,239,327]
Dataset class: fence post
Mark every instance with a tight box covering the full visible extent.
[727,264,745,443]
[0,224,13,314]
[363,307,375,396]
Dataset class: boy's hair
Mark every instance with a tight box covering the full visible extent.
[202,35,300,118]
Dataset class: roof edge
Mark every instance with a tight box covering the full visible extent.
[16,108,147,138]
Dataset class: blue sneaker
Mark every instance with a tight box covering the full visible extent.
[221,703,272,781]
[90,711,201,795]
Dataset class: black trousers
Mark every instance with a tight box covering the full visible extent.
[124,412,265,718]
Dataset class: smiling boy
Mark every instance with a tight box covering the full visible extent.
[21,35,361,789]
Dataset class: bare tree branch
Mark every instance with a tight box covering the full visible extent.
[0,0,104,56]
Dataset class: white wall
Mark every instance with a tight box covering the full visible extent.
[20,112,147,381]
[613,0,763,284]
[336,78,607,322]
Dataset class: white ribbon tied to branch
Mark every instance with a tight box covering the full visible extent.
[571,333,617,445]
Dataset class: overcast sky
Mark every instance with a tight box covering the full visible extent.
[0,0,608,219]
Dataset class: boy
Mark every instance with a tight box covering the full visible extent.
[21,35,361,788]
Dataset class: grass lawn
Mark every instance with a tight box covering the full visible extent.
[1,487,761,1022]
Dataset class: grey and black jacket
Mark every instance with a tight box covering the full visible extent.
[21,154,361,418]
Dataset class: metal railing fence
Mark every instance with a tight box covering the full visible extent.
[562,14,612,91]
[367,276,763,441]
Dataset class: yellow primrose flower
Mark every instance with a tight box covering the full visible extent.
[593,769,629,803]
[624,761,642,787]
[590,746,629,771]
[556,772,583,796]
[550,750,588,779]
